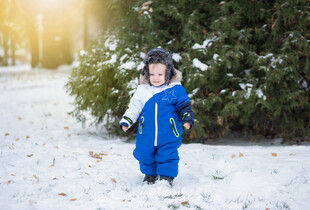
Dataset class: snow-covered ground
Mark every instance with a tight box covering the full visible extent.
[0,65,309,210]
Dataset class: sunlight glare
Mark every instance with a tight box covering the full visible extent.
[40,0,63,7]
[41,0,62,6]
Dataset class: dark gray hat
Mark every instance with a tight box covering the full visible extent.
[141,48,176,85]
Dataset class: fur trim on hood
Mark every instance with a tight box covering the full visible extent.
[140,69,182,85]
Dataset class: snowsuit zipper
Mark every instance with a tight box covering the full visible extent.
[138,116,144,134]
[154,102,158,146]
[170,118,180,137]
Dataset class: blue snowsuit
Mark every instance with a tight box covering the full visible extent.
[120,70,194,178]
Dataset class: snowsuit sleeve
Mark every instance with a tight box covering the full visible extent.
[176,85,194,129]
[119,86,144,129]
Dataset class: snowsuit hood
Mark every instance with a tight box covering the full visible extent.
[141,48,177,85]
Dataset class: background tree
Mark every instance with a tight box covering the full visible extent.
[1,0,103,68]
[0,0,21,66]
[0,0,40,67]
[199,0,310,141]
[66,0,310,143]
[21,0,40,68]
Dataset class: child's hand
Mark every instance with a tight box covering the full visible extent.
[183,122,191,130]
[122,125,129,132]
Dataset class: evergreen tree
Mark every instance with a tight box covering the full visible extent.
[66,0,310,143]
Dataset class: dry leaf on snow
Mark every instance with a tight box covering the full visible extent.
[33,174,39,181]
[182,201,189,205]
[28,200,37,205]
[89,151,102,159]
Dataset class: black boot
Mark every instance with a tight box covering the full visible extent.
[143,175,158,184]
[159,176,174,186]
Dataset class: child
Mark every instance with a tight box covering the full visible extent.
[119,48,194,186]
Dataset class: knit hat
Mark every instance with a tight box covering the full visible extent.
[141,48,176,85]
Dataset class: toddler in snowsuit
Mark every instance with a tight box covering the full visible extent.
[120,48,194,186]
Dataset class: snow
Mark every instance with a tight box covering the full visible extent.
[139,52,146,59]
[258,53,285,70]
[193,58,208,71]
[188,88,199,98]
[192,39,212,50]
[172,53,182,63]
[1,66,310,210]
[239,83,253,99]
[239,83,267,100]
[143,11,151,18]
[103,54,117,65]
[258,53,273,62]
[271,56,284,69]
[256,89,267,100]
[120,61,136,70]
[79,50,87,56]
[137,61,144,71]
[213,54,222,62]
[128,78,139,94]
[232,90,237,97]
[71,60,80,69]
[120,54,128,62]
[104,37,118,51]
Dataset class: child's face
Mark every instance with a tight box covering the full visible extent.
[149,63,166,86]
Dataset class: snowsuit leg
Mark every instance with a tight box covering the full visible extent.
[139,161,157,176]
[134,144,157,176]
[155,140,182,178]
[134,140,181,177]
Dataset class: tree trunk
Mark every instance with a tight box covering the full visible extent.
[26,17,40,68]
[83,1,88,49]
[3,31,9,66]
[42,21,60,69]
[61,24,73,65]
[11,38,15,66]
